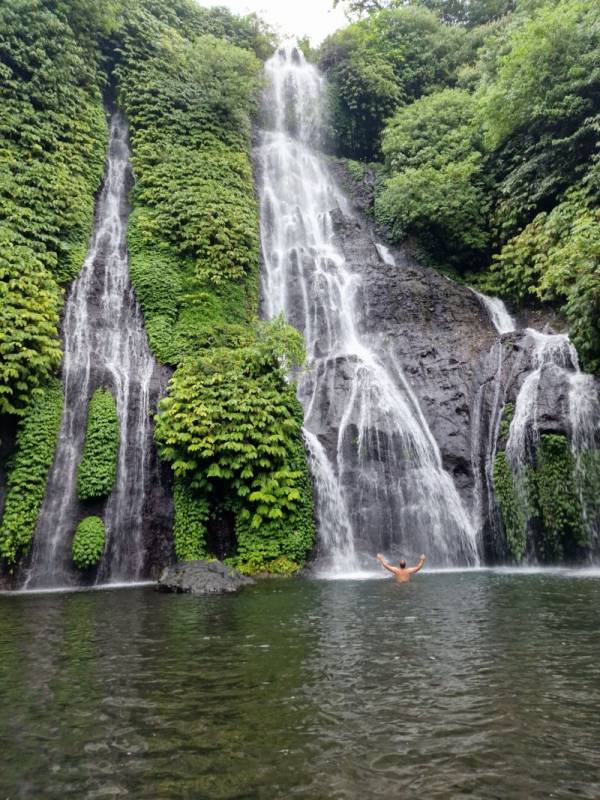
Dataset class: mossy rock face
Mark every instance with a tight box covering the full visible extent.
[493,433,589,563]
[72,516,105,570]
[533,434,586,560]
[492,451,528,561]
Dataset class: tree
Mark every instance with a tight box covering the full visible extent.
[320,5,466,158]
[376,88,489,266]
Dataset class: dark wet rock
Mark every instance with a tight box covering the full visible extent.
[157,560,255,595]
[311,172,498,519]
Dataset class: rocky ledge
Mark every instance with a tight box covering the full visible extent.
[157,560,255,595]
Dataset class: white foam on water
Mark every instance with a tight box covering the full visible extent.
[3,581,156,597]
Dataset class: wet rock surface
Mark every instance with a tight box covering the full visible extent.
[157,560,255,595]
[320,161,600,559]
[319,191,498,513]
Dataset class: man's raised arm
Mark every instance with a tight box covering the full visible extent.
[408,554,426,574]
[376,553,398,575]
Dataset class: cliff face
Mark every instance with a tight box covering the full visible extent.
[317,162,600,561]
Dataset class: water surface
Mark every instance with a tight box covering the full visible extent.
[1,572,599,798]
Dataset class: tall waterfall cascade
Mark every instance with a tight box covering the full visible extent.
[258,46,479,572]
[25,114,155,589]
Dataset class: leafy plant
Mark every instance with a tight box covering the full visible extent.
[492,451,528,560]
[498,402,515,445]
[77,389,120,501]
[155,319,316,571]
[532,434,586,560]
[0,0,107,414]
[72,515,105,569]
[0,379,63,564]
[172,479,209,561]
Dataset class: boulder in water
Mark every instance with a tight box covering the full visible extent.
[157,560,255,595]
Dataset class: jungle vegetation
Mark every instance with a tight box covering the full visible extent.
[0,0,315,574]
[327,0,600,372]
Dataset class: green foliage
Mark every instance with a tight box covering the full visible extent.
[0,379,63,564]
[71,516,105,569]
[114,0,274,61]
[117,23,262,366]
[382,88,482,172]
[320,5,467,159]
[329,0,600,370]
[376,89,489,264]
[532,434,586,560]
[173,479,209,561]
[493,434,590,562]
[481,0,600,149]
[155,320,315,571]
[334,0,515,27]
[134,140,259,285]
[492,451,527,560]
[77,389,120,501]
[0,238,63,416]
[489,173,600,372]
[498,402,514,444]
[0,0,108,413]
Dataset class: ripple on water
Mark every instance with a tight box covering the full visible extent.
[1,575,600,798]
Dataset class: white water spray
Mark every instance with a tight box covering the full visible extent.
[258,46,479,572]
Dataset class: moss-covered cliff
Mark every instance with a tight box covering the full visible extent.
[0,0,315,579]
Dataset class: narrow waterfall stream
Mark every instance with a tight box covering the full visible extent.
[469,292,516,550]
[25,114,155,589]
[258,46,479,572]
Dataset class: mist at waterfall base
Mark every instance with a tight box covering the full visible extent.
[3,576,600,799]
[258,47,479,576]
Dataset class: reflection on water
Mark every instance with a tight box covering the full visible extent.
[1,574,600,798]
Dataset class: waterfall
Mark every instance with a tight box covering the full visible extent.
[375,244,396,266]
[505,331,576,470]
[505,330,600,549]
[25,113,155,589]
[471,290,516,335]
[258,46,479,572]
[470,288,600,558]
[469,292,516,552]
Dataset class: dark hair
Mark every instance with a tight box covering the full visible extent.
[399,560,406,569]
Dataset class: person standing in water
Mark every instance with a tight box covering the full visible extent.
[376,553,426,583]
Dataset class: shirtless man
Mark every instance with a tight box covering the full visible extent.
[376,553,426,583]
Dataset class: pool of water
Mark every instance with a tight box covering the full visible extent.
[1,571,599,798]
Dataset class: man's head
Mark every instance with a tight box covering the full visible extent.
[398,559,406,569]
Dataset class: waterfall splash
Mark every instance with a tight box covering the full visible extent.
[25,114,155,589]
[258,46,479,573]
